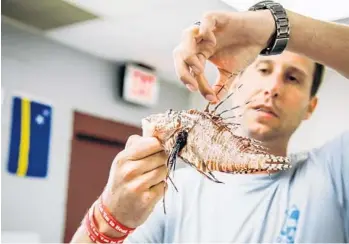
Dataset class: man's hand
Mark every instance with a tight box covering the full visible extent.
[70,135,168,242]
[101,135,168,229]
[173,10,275,102]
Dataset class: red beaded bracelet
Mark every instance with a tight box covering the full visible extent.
[97,196,135,236]
[85,203,126,243]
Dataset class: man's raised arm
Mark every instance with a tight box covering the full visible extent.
[286,10,349,78]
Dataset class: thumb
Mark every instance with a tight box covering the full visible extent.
[194,54,218,103]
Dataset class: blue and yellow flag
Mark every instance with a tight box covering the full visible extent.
[7,96,52,178]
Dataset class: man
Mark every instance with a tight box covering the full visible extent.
[71,1,349,243]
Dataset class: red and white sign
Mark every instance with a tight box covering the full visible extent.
[122,64,159,107]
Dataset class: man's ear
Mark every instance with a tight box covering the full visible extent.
[303,96,318,120]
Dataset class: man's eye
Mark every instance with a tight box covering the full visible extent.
[287,75,298,82]
[258,68,269,74]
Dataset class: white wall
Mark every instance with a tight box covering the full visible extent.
[1,19,190,243]
[189,68,349,153]
[288,67,349,152]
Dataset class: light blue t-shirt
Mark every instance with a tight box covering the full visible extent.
[125,131,349,243]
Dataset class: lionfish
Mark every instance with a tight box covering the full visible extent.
[141,84,291,213]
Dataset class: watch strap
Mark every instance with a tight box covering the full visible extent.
[249,0,290,55]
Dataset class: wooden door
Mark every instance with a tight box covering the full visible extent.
[63,111,142,243]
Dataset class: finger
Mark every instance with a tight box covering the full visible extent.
[134,164,168,190]
[124,137,163,161]
[181,26,204,75]
[118,150,167,182]
[196,41,215,61]
[196,73,218,103]
[125,134,141,149]
[191,53,217,103]
[186,55,204,75]
[198,14,217,46]
[173,52,199,91]
[173,26,203,90]
[198,52,206,67]
[148,180,167,203]
[136,150,167,175]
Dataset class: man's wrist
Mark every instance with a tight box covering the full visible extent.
[93,203,127,238]
[245,9,276,50]
[248,1,290,55]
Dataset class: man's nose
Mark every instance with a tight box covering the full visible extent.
[263,73,284,98]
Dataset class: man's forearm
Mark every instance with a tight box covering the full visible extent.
[286,10,349,78]
[70,225,94,243]
[70,205,127,243]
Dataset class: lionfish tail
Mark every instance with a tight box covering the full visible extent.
[227,153,292,174]
[263,154,292,170]
[241,153,292,174]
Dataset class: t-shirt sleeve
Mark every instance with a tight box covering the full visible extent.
[316,131,349,221]
[123,201,165,243]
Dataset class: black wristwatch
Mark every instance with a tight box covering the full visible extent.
[248,0,290,55]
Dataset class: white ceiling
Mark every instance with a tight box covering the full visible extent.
[42,0,348,88]
[221,0,349,21]
[44,0,235,87]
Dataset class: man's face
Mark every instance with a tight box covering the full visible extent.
[232,51,318,141]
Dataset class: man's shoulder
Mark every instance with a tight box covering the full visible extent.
[291,130,349,159]
[287,130,349,177]
[310,130,349,156]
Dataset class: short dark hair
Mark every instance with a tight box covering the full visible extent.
[310,63,325,97]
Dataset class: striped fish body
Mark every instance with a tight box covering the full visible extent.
[142,109,291,175]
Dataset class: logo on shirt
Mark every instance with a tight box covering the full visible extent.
[276,205,300,243]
